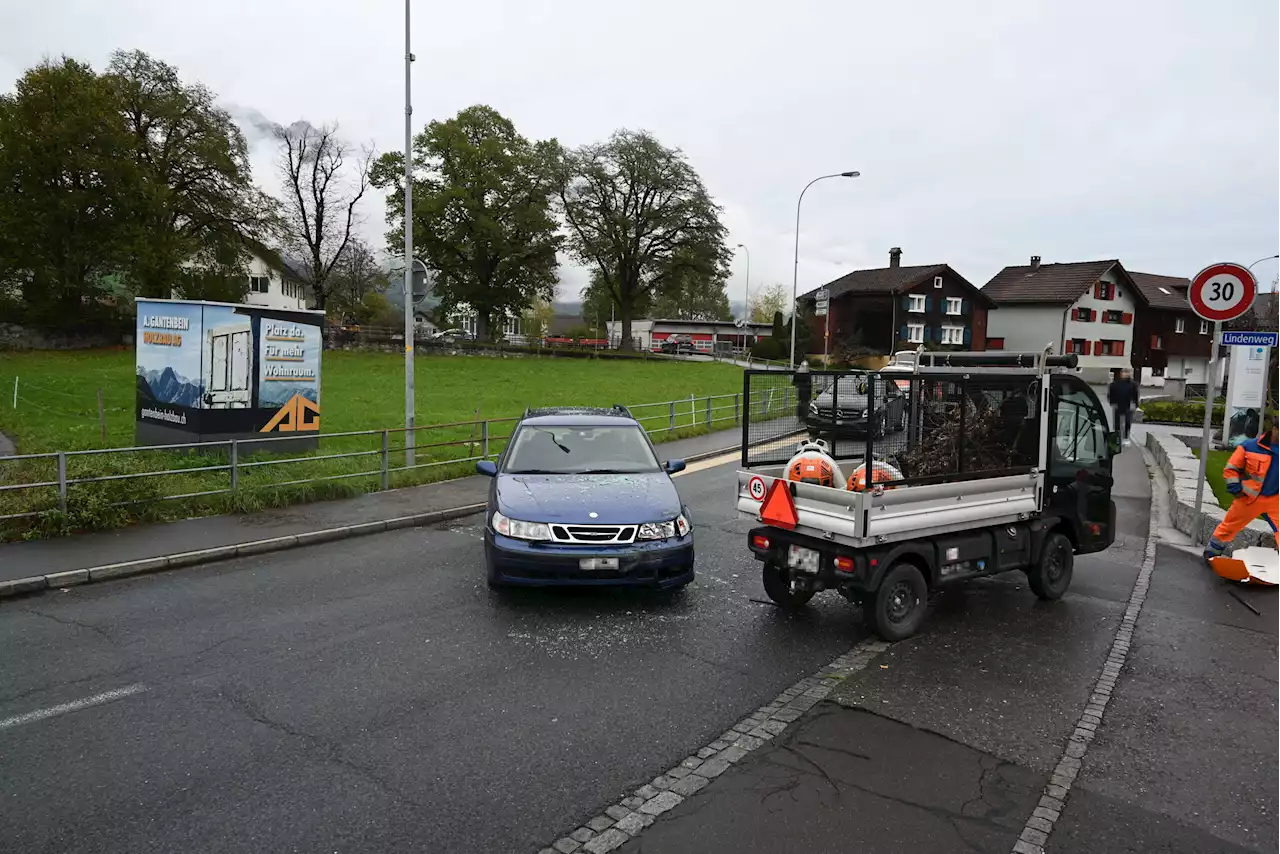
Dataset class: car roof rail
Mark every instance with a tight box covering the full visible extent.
[522,405,636,419]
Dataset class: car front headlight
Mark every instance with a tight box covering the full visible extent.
[638,511,692,541]
[809,401,819,414]
[492,510,551,541]
[861,409,869,419]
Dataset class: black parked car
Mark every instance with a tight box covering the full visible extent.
[806,373,908,439]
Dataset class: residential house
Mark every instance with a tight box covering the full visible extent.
[982,258,1139,383]
[798,248,994,355]
[178,244,311,311]
[1127,272,1214,391]
[604,318,773,352]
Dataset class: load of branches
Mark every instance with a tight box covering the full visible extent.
[894,396,1030,479]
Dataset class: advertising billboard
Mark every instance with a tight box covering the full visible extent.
[1222,339,1272,448]
[135,299,324,447]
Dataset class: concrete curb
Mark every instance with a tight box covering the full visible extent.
[1143,431,1271,548]
[0,443,741,604]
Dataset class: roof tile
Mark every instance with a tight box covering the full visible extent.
[982,260,1120,304]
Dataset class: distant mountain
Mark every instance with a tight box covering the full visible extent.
[258,384,319,407]
[137,366,203,408]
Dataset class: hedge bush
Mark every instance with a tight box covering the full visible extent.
[1142,400,1277,427]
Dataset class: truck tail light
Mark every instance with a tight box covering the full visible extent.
[751,534,771,550]
[834,556,855,572]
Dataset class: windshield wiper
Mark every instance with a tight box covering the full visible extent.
[507,469,561,474]
[574,468,647,474]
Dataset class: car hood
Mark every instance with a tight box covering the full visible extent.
[494,472,681,524]
[814,390,871,410]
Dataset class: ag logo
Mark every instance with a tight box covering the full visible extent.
[747,476,767,502]
[261,393,320,433]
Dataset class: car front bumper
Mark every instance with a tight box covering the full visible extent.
[485,531,694,588]
[806,413,873,435]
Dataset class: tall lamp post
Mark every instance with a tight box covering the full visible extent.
[403,0,416,466]
[736,243,750,348]
[790,171,860,367]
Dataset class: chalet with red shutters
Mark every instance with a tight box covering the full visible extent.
[981,258,1141,383]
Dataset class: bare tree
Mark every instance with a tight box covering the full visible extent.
[275,121,372,311]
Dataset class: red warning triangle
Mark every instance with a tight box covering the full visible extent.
[760,478,798,530]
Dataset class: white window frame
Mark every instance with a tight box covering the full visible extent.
[940,325,965,345]
[1175,317,1185,334]
[908,294,926,313]
[906,323,925,344]
[944,297,962,316]
[1199,319,1209,334]
[933,276,943,289]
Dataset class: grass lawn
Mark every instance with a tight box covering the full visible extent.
[1191,448,1233,510]
[0,349,761,538]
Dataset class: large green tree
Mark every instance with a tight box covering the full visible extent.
[0,58,138,325]
[107,50,279,298]
[555,129,728,349]
[649,244,732,321]
[371,105,561,341]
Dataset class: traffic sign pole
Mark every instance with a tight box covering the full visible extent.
[1184,262,1257,543]
[1192,320,1222,537]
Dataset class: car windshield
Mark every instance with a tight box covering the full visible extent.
[503,424,660,474]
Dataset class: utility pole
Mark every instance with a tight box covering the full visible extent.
[402,0,416,467]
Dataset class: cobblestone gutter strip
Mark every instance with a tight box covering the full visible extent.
[1010,448,1165,854]
[534,639,891,854]
[0,504,486,602]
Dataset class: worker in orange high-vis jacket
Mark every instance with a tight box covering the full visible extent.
[1204,422,1278,562]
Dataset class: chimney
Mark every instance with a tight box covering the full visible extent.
[889,247,902,269]
[1030,255,1041,271]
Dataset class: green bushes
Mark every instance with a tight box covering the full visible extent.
[1141,400,1278,427]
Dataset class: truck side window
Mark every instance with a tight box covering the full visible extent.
[1053,387,1108,466]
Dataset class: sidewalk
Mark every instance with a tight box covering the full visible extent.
[0,426,741,585]
[614,438,1276,853]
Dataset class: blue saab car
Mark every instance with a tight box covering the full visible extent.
[475,406,694,589]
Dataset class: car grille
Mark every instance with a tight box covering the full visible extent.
[550,525,637,544]
[815,407,861,419]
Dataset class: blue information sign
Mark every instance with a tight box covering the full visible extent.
[1220,331,1278,347]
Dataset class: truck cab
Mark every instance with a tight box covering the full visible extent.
[737,349,1118,641]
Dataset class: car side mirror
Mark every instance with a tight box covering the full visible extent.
[664,459,686,475]
[476,460,498,477]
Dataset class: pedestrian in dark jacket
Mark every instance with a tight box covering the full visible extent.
[1107,369,1140,445]
[793,362,812,421]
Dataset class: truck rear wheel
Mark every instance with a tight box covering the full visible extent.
[869,563,928,641]
[1028,531,1073,600]
[762,562,815,608]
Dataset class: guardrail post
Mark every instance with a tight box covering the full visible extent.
[668,401,676,431]
[380,430,390,490]
[481,420,490,458]
[56,452,67,513]
[735,393,740,423]
[705,396,712,426]
[230,439,239,492]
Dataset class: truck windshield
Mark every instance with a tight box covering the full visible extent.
[504,425,661,474]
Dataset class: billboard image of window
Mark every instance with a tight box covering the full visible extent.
[135,299,324,446]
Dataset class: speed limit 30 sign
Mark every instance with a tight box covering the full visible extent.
[1188,262,1257,323]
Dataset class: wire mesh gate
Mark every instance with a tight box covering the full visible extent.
[740,369,1043,486]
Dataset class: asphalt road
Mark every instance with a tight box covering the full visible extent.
[0,453,866,854]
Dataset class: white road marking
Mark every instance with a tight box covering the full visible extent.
[0,683,147,731]
[673,450,739,477]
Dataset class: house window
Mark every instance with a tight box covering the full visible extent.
[933,276,943,289]
[249,276,270,293]
[1175,318,1185,334]
[1099,339,1125,356]
[1199,320,1209,334]
[1093,281,1115,300]
[908,294,925,313]
[1072,307,1094,322]
[502,315,521,337]
[987,338,1005,350]
[940,325,965,345]
[1066,338,1089,356]
[944,297,962,315]
[1150,334,1163,350]
[906,323,925,344]
[1102,310,1124,324]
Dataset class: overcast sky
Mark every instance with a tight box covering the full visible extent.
[4,0,1278,306]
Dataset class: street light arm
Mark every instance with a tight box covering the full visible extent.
[790,172,860,366]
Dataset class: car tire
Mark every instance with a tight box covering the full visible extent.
[869,562,928,641]
[762,561,815,608]
[872,412,887,440]
[1028,531,1074,600]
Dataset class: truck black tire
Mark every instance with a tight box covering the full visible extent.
[762,562,815,608]
[869,562,928,641]
[1028,531,1074,600]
